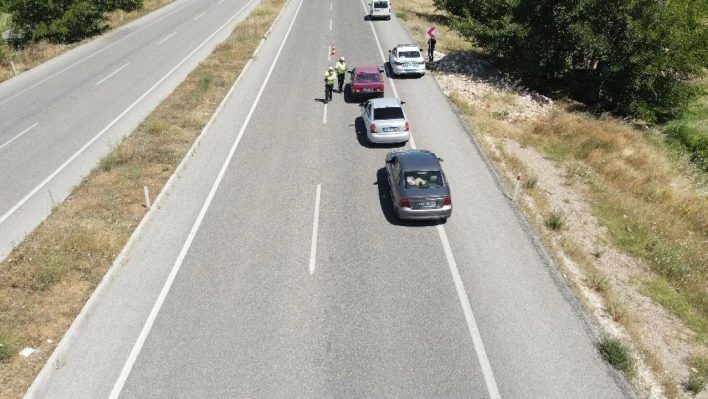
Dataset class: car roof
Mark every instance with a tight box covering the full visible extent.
[395,44,421,51]
[397,150,440,171]
[354,65,381,73]
[369,97,401,108]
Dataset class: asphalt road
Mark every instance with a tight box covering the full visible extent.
[0,0,261,261]
[26,0,635,397]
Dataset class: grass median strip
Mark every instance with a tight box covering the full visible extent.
[0,0,286,396]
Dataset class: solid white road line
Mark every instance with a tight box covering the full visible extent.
[194,12,207,20]
[359,0,500,397]
[323,103,327,123]
[108,0,306,396]
[95,63,130,86]
[217,0,225,4]
[437,225,502,399]
[0,0,199,107]
[327,44,331,61]
[309,184,322,274]
[330,3,332,10]
[0,123,39,151]
[330,19,332,30]
[157,31,178,45]
[0,0,257,228]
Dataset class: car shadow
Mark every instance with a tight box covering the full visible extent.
[375,168,444,227]
[354,117,405,149]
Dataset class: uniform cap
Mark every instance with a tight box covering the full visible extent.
[340,57,345,61]
[328,66,334,71]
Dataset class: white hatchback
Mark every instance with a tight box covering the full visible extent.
[388,44,426,76]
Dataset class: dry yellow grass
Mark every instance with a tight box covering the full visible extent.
[0,0,172,83]
[0,0,287,396]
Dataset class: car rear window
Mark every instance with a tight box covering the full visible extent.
[399,51,421,58]
[404,171,444,188]
[373,1,388,8]
[373,107,404,120]
[357,72,382,83]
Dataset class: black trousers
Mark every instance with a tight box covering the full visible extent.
[325,84,333,101]
[337,73,345,90]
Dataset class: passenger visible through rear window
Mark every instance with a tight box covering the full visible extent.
[399,51,421,59]
[373,107,404,120]
[373,1,388,8]
[404,171,443,188]
[357,72,382,83]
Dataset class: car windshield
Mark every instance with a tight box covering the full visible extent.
[373,1,388,8]
[357,72,382,83]
[398,51,421,58]
[404,171,444,189]
[373,107,404,120]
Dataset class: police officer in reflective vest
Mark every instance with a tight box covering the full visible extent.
[324,66,336,103]
[334,57,347,92]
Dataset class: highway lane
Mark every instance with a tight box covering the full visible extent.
[0,0,261,261]
[102,0,634,398]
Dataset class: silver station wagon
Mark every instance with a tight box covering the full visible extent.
[385,149,452,221]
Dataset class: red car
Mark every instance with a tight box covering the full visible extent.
[349,65,385,99]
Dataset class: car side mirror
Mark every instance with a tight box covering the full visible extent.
[388,49,392,53]
[437,157,444,162]
[420,48,424,52]
[359,103,364,107]
[400,101,406,105]
[379,68,385,73]
[385,158,394,164]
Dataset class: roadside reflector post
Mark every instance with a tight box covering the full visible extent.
[513,174,522,201]
[143,186,151,209]
[48,189,56,208]
[11,61,18,76]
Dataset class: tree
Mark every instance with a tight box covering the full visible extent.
[436,0,708,121]
[3,0,143,44]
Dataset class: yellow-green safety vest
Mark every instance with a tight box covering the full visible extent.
[325,72,336,86]
[335,61,347,74]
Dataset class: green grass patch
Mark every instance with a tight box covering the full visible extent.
[0,328,18,362]
[642,278,708,344]
[598,336,636,378]
[0,13,10,33]
[544,209,566,231]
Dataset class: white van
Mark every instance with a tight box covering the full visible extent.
[369,0,391,20]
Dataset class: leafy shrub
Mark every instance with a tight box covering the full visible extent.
[666,123,708,171]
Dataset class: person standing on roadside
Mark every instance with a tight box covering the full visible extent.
[335,56,347,93]
[324,66,336,103]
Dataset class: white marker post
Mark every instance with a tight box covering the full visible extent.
[513,174,522,201]
[11,61,18,76]
[143,186,151,209]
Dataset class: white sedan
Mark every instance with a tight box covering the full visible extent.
[360,97,411,144]
[388,44,426,76]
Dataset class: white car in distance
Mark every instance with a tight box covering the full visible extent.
[388,44,426,76]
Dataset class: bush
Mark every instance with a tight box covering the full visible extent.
[598,336,636,376]
[436,0,708,122]
[4,0,144,44]
[666,123,708,171]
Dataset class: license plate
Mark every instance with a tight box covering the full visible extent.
[383,127,397,132]
[363,88,373,92]
[404,62,417,68]
[418,201,436,207]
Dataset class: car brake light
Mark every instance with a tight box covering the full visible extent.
[419,61,426,65]
[400,198,410,208]
[370,123,377,133]
[443,196,452,206]
[394,61,403,66]
[404,121,409,131]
